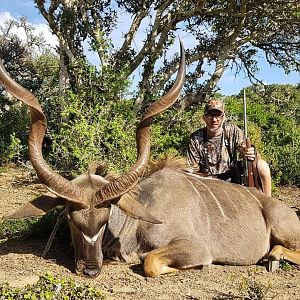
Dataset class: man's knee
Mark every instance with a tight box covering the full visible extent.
[257,159,271,179]
[257,159,272,196]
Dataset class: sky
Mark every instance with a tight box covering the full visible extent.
[1,0,299,96]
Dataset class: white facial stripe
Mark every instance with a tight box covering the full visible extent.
[82,230,102,246]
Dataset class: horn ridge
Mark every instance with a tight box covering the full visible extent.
[96,171,139,202]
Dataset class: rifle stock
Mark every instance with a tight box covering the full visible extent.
[245,137,255,187]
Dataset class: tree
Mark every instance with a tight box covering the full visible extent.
[0,16,48,90]
[34,0,300,108]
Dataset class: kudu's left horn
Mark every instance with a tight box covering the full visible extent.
[0,60,86,206]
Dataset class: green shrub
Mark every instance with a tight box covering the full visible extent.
[48,59,134,176]
[49,95,137,176]
[0,100,29,164]
[0,273,105,299]
[0,218,38,239]
[5,133,25,162]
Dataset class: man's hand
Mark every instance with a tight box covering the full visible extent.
[241,144,256,161]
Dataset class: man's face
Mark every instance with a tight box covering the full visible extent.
[203,110,224,135]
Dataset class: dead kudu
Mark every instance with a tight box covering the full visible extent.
[1,42,300,278]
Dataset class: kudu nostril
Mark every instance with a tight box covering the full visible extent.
[83,267,100,277]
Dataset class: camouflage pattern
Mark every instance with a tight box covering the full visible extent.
[187,123,244,177]
[204,99,224,114]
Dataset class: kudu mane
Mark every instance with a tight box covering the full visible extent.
[145,155,188,177]
[85,156,187,203]
[117,156,188,203]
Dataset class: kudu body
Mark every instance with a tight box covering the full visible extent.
[1,41,300,278]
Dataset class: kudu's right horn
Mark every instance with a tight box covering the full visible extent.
[95,39,186,205]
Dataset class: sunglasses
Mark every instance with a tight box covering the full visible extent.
[204,113,224,120]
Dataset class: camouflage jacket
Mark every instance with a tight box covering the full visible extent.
[187,123,244,178]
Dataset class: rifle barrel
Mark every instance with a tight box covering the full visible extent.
[243,89,248,139]
[243,89,255,187]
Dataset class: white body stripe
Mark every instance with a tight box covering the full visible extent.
[185,176,211,229]
[245,187,263,208]
[197,180,227,220]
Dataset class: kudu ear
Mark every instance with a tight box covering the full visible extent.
[117,193,163,224]
[6,192,65,219]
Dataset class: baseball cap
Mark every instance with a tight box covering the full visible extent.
[204,99,224,114]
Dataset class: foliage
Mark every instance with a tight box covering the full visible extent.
[0,17,60,162]
[49,59,135,175]
[0,16,52,88]
[31,54,60,125]
[0,100,29,164]
[150,105,204,159]
[279,260,293,271]
[0,273,105,300]
[0,52,60,163]
[0,218,38,240]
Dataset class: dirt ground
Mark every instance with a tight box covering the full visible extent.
[1,167,300,299]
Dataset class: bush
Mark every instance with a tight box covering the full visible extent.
[48,59,135,176]
[0,273,105,299]
[49,94,137,176]
[0,100,29,164]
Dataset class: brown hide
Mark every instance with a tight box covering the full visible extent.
[5,161,300,277]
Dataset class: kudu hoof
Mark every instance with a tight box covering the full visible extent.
[268,259,280,272]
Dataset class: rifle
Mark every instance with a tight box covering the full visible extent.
[243,89,255,188]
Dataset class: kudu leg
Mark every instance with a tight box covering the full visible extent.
[268,245,300,271]
[269,245,300,264]
[266,202,300,271]
[260,196,300,271]
[143,238,212,277]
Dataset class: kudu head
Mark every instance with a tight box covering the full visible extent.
[0,40,185,277]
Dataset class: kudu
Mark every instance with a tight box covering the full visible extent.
[1,42,300,278]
